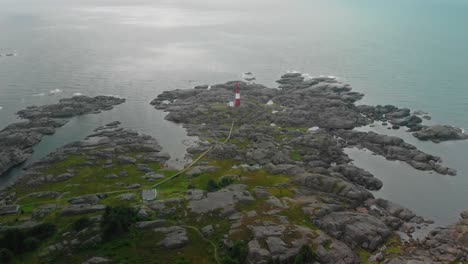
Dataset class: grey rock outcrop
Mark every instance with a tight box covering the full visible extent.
[413,125,468,143]
[154,226,189,249]
[0,96,125,176]
[335,130,457,175]
[332,164,383,191]
[298,173,373,202]
[188,184,254,214]
[317,212,392,251]
[60,204,106,216]
[82,257,111,264]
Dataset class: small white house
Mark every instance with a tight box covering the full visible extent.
[142,189,157,201]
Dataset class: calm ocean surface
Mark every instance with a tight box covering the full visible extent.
[0,0,467,225]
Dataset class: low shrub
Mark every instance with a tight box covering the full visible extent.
[0,248,13,263]
[222,241,248,264]
[206,179,219,192]
[101,206,139,241]
[73,217,92,232]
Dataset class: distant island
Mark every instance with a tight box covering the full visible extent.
[0,73,466,263]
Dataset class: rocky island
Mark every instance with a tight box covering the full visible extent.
[0,96,125,176]
[0,73,466,263]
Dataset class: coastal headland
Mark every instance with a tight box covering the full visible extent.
[0,73,466,263]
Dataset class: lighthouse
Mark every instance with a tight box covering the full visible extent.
[234,83,241,107]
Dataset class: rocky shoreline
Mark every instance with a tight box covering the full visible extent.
[0,95,125,177]
[148,73,467,263]
[0,74,466,263]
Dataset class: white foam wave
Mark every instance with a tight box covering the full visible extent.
[32,93,45,97]
[49,89,62,95]
[73,92,83,96]
[302,73,314,80]
[0,106,3,110]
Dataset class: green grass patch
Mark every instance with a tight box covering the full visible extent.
[14,155,170,206]
[278,205,316,230]
[357,249,372,264]
[290,150,302,161]
[384,235,403,257]
[228,138,251,149]
[268,187,294,198]
[156,174,190,200]
[243,170,290,189]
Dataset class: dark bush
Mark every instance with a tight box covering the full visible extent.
[0,248,13,263]
[206,179,219,192]
[73,217,92,232]
[1,229,25,253]
[0,223,56,255]
[222,240,248,264]
[218,177,234,188]
[173,258,190,264]
[29,223,56,239]
[221,256,239,264]
[23,237,40,251]
[293,245,318,264]
[101,206,139,241]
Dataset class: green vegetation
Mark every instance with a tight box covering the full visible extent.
[290,150,302,161]
[0,223,56,256]
[222,241,248,264]
[228,138,251,149]
[355,236,403,264]
[323,239,332,250]
[207,179,219,192]
[278,205,316,230]
[293,245,319,264]
[242,170,289,190]
[0,117,321,264]
[73,217,92,232]
[101,206,140,241]
[0,248,13,263]
[268,187,294,198]
[206,177,235,192]
[384,235,403,258]
[358,248,372,264]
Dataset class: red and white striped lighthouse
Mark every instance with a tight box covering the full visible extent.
[234,83,241,107]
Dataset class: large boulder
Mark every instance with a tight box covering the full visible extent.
[297,173,373,202]
[117,156,137,165]
[332,164,383,191]
[68,195,100,205]
[154,226,189,249]
[82,257,111,264]
[188,184,254,214]
[317,212,392,251]
[247,239,271,264]
[413,125,468,143]
[60,204,106,216]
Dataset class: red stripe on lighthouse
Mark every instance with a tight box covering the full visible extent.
[234,83,241,107]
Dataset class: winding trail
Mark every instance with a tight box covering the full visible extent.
[151,120,235,189]
[19,121,236,206]
[182,225,220,264]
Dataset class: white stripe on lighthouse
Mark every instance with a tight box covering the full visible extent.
[235,93,240,99]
